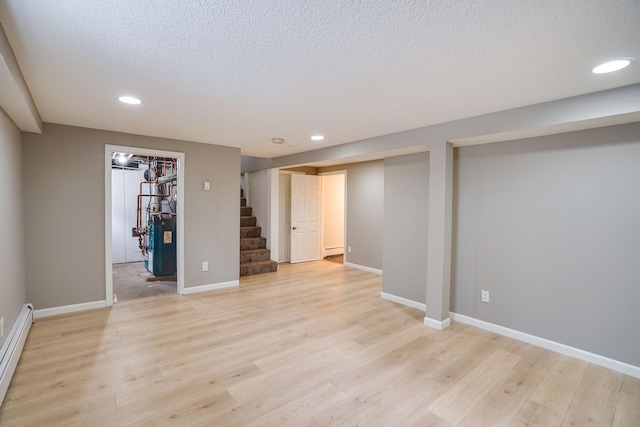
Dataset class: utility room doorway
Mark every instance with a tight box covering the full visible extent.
[110,151,178,302]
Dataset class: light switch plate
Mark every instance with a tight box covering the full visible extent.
[204,181,211,191]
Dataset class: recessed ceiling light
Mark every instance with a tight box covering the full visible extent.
[311,135,324,141]
[272,138,285,145]
[592,58,633,74]
[119,96,142,105]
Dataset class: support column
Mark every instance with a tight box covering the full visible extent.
[424,140,453,329]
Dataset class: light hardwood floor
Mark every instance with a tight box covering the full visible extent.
[1,261,638,426]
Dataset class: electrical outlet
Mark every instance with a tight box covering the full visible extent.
[0,317,4,338]
[347,247,352,254]
[481,290,490,303]
[202,261,209,272]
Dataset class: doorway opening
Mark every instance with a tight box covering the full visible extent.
[320,171,346,265]
[276,169,346,265]
[105,145,185,305]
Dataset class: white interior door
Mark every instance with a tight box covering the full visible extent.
[290,174,321,263]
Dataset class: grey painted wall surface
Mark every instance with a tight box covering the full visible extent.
[319,160,384,270]
[0,109,26,347]
[246,169,270,248]
[241,155,270,174]
[23,124,240,309]
[452,123,640,366]
[383,153,429,303]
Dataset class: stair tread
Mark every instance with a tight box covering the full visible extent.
[240,260,278,266]
[239,189,274,276]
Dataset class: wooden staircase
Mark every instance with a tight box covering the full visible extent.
[240,189,278,276]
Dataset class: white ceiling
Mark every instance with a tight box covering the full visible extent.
[1,0,639,158]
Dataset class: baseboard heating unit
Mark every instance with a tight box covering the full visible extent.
[0,304,34,407]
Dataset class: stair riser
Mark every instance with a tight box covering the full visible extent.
[240,262,278,276]
[240,227,261,238]
[240,250,271,263]
[239,189,276,277]
[240,238,266,250]
[240,217,256,227]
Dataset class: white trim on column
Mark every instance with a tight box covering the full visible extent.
[423,316,451,330]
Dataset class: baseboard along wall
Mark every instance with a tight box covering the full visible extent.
[33,280,240,319]
[180,280,239,294]
[33,300,107,319]
[344,262,382,275]
[380,292,640,379]
[1,304,34,407]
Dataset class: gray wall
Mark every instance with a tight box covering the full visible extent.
[0,109,26,347]
[246,169,270,247]
[319,160,384,270]
[452,122,640,366]
[241,155,270,174]
[23,123,240,309]
[383,152,429,303]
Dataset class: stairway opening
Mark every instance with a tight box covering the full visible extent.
[240,188,278,276]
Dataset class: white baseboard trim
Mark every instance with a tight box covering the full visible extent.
[424,316,451,330]
[381,292,426,311]
[324,247,344,257]
[380,292,451,330]
[344,262,382,275]
[34,300,107,319]
[181,280,239,295]
[450,312,640,379]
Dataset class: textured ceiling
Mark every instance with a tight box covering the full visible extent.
[1,0,639,158]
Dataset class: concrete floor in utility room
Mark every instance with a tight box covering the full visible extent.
[112,261,176,302]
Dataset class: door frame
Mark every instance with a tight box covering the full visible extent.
[104,144,186,305]
[277,172,292,262]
